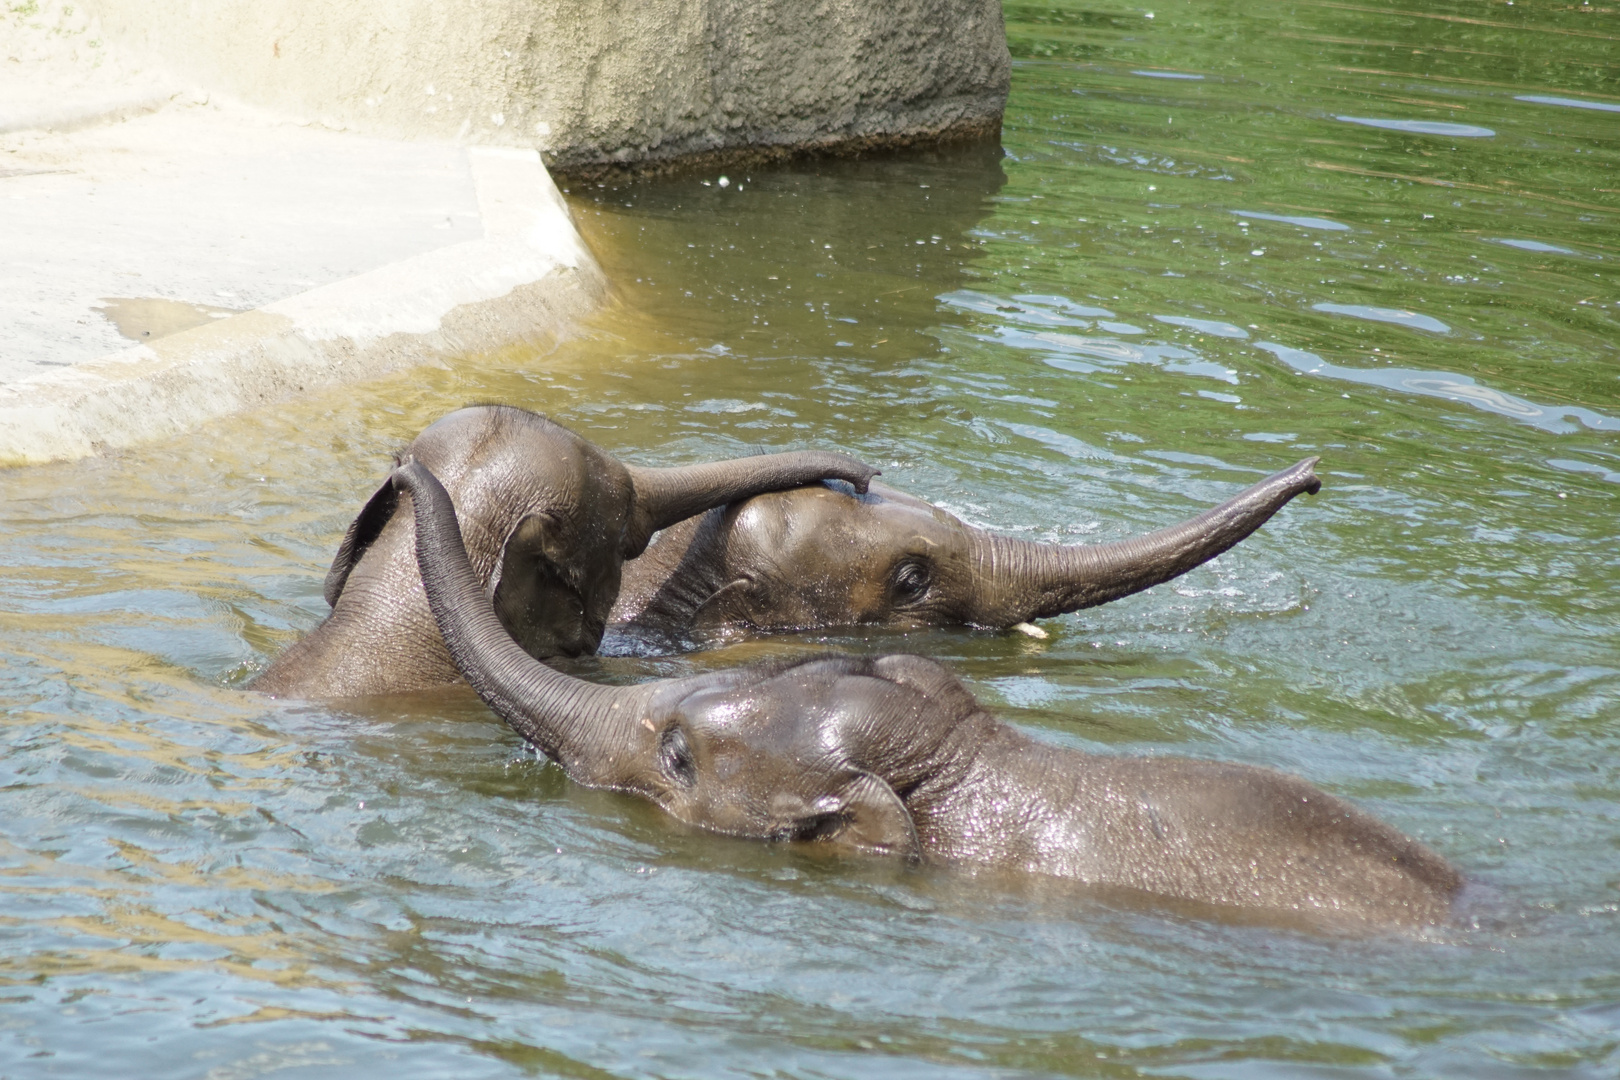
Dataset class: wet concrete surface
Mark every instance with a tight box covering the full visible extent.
[0,101,483,383]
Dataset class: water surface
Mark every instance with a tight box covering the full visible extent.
[3,0,1618,1075]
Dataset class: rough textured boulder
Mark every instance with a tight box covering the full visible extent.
[84,0,1010,174]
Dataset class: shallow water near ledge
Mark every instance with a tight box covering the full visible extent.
[2,0,1617,1075]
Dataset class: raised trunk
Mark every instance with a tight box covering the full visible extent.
[968,458,1321,626]
[624,451,877,555]
[393,459,652,784]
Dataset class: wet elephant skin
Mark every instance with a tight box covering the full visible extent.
[612,459,1321,642]
[250,405,876,697]
[400,458,1460,930]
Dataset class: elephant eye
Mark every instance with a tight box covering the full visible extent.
[890,560,932,604]
[658,726,696,787]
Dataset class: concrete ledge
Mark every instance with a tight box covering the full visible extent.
[0,147,604,467]
[0,90,175,136]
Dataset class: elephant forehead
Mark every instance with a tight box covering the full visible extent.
[866,499,972,548]
[865,481,966,523]
[676,685,759,731]
[412,406,574,471]
[412,407,633,514]
[491,467,637,559]
[681,674,842,747]
[745,492,964,559]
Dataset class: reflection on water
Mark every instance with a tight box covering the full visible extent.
[1153,314,1249,339]
[1488,237,1584,256]
[2,0,1618,1075]
[1516,94,1620,113]
[1549,456,1620,484]
[1255,341,1620,435]
[1311,302,1451,334]
[1232,209,1350,232]
[1336,116,1496,138]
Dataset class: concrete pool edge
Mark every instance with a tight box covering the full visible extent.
[0,146,607,468]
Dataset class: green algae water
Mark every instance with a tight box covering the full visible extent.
[3,0,1618,1074]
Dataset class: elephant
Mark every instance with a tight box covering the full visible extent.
[397,458,1462,928]
[610,458,1322,643]
[250,405,877,698]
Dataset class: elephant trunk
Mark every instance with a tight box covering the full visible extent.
[393,459,651,783]
[966,458,1322,626]
[625,451,878,555]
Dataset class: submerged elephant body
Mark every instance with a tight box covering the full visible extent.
[251,406,877,697]
[399,460,1461,928]
[612,460,1321,641]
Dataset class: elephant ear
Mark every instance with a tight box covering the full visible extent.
[489,512,573,654]
[323,477,399,607]
[801,771,921,860]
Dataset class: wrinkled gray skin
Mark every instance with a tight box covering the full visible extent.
[611,459,1321,640]
[251,405,877,698]
[398,459,1461,928]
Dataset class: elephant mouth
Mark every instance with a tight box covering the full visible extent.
[563,617,608,658]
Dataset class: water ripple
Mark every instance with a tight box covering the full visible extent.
[1547,457,1620,485]
[1515,94,1620,114]
[1232,210,1350,232]
[1154,315,1250,339]
[1255,341,1620,434]
[1010,327,1242,385]
[1487,237,1582,256]
[1312,303,1450,335]
[1335,117,1496,138]
[942,289,1115,324]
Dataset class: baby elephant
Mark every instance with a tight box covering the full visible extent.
[611,460,1321,641]
[398,459,1462,929]
[251,405,877,697]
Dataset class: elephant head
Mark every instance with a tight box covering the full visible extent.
[612,459,1321,638]
[250,405,877,697]
[401,458,1461,927]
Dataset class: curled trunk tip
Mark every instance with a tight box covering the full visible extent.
[1287,456,1323,496]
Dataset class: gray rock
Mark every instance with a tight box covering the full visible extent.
[82,0,1010,173]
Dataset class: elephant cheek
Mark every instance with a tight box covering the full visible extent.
[660,794,712,834]
[768,790,817,821]
[682,792,767,838]
[846,581,893,625]
[690,578,764,630]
